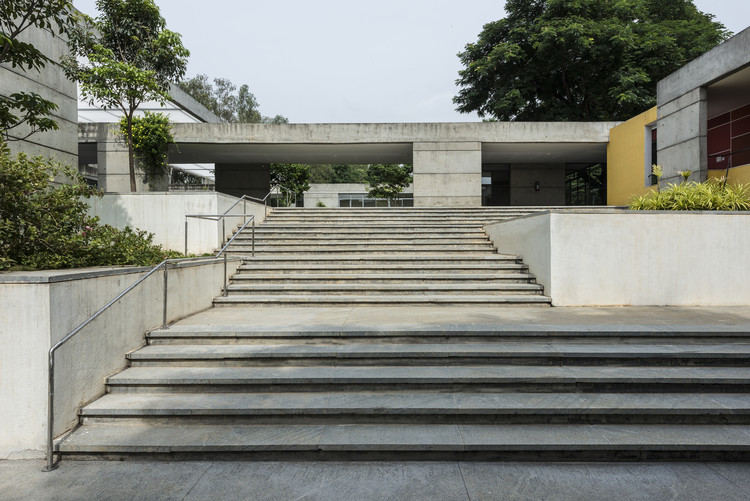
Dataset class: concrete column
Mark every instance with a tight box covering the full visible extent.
[657,87,708,183]
[412,142,482,207]
[215,163,271,199]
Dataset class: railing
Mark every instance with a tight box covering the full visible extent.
[44,214,255,472]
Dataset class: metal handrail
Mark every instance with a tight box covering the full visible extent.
[184,213,253,255]
[44,214,255,472]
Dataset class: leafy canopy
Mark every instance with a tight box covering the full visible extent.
[120,111,174,188]
[179,74,288,124]
[454,0,729,121]
[0,0,77,140]
[0,141,176,270]
[366,164,413,202]
[63,0,189,191]
[270,164,311,205]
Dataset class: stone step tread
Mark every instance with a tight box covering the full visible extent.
[212,295,552,304]
[106,366,750,386]
[239,254,521,261]
[236,264,529,271]
[246,230,488,235]
[146,326,750,338]
[224,284,543,292]
[57,423,750,453]
[226,246,497,251]
[229,273,536,281]
[127,343,750,360]
[80,392,750,416]
[236,239,493,244]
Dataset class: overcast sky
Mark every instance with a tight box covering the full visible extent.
[72,0,750,124]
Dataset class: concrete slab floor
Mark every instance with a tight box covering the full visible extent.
[173,305,750,331]
[2,460,750,500]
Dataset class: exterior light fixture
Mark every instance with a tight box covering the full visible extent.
[534,181,540,191]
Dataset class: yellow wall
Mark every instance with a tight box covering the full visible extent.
[707,164,750,184]
[607,107,657,205]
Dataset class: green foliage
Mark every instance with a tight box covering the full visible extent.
[316,201,326,207]
[178,74,288,124]
[454,0,729,121]
[0,141,176,271]
[63,0,189,192]
[270,164,311,203]
[366,164,413,202]
[629,179,750,211]
[0,0,76,140]
[120,111,174,188]
[309,164,369,184]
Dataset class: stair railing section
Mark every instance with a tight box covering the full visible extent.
[184,193,256,255]
[44,214,255,472]
[243,183,297,215]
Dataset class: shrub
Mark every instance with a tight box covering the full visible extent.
[120,111,174,189]
[629,178,750,211]
[0,142,180,271]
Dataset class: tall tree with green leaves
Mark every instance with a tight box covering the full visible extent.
[63,0,189,192]
[366,164,413,202]
[454,0,729,121]
[178,73,288,124]
[270,163,310,205]
[0,0,76,141]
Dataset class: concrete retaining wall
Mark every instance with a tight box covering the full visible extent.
[87,192,266,254]
[486,211,750,306]
[0,258,240,459]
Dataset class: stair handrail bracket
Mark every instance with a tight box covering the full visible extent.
[44,214,254,472]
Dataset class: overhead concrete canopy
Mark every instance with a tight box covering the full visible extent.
[707,65,750,118]
[167,122,617,165]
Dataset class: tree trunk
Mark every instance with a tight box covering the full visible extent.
[126,117,136,192]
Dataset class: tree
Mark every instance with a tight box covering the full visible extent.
[366,164,413,202]
[63,0,189,192]
[454,0,729,121]
[270,163,310,206]
[120,111,173,189]
[178,74,288,124]
[0,0,76,141]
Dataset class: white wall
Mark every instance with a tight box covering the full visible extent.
[87,192,266,254]
[485,211,750,306]
[0,258,241,459]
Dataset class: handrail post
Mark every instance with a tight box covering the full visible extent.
[162,263,168,329]
[252,219,255,257]
[223,251,228,297]
[222,218,226,249]
[44,350,56,471]
[184,218,188,255]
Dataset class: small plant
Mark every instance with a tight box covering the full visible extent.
[316,201,326,207]
[677,169,692,183]
[651,164,663,192]
[629,178,750,211]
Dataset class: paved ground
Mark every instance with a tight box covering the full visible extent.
[175,304,750,331]
[2,460,750,500]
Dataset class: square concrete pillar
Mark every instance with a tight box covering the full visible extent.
[657,87,708,183]
[412,142,481,207]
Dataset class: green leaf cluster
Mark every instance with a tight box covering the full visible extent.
[629,179,750,211]
[120,111,174,188]
[269,164,311,204]
[0,142,177,271]
[0,0,76,140]
[309,164,369,184]
[366,164,413,202]
[454,0,729,121]
[178,74,288,124]
[62,0,189,192]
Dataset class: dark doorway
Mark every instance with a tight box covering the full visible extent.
[482,164,510,206]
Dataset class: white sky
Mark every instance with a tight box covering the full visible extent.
[72,0,750,124]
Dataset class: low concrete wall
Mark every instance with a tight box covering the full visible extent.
[485,211,750,306]
[87,192,266,254]
[0,258,240,459]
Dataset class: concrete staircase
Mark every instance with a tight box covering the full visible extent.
[215,207,551,306]
[59,326,750,460]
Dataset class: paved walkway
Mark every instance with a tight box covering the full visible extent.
[2,460,750,500]
[174,304,750,331]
